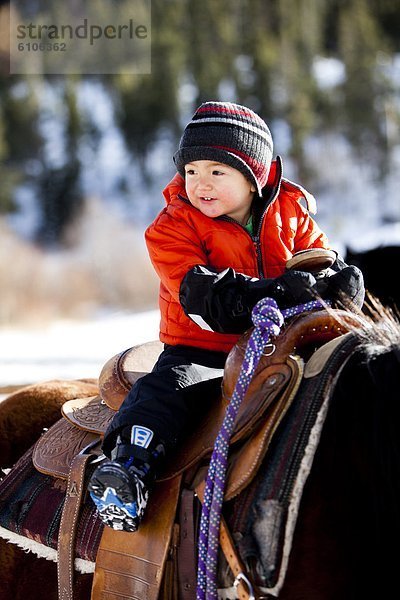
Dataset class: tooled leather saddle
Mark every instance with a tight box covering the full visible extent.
[30,305,362,600]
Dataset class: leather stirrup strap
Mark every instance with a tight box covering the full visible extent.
[58,449,97,600]
[219,518,257,600]
[91,474,182,600]
[195,481,258,600]
[177,489,197,599]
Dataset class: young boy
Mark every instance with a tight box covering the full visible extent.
[89,101,364,532]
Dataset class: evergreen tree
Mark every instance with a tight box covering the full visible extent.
[181,0,237,104]
[275,0,326,179]
[111,0,183,179]
[37,78,84,245]
[0,75,43,213]
[1,0,399,233]
[337,0,392,176]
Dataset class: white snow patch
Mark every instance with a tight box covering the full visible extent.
[0,310,160,387]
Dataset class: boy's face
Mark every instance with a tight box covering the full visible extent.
[184,160,256,225]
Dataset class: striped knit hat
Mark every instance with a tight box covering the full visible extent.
[173,101,273,196]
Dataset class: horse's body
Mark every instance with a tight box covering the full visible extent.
[0,309,399,599]
[0,380,98,600]
[278,336,400,599]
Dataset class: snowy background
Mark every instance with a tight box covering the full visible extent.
[0,309,160,389]
[1,56,400,391]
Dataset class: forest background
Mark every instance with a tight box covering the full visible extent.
[0,0,399,328]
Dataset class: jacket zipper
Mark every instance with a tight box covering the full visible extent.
[251,168,283,278]
[217,214,265,278]
[215,165,284,279]
[253,235,264,278]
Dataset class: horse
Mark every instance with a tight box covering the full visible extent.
[0,302,399,600]
[0,379,98,600]
[227,302,400,599]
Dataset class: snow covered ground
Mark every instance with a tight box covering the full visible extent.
[0,309,160,389]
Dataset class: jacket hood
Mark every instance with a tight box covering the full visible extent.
[162,171,186,205]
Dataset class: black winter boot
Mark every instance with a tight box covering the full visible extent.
[88,426,165,532]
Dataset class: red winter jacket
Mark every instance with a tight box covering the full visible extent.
[145,157,330,353]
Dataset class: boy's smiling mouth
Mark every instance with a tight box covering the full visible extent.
[200,196,215,202]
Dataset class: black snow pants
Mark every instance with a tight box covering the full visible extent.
[102,344,227,456]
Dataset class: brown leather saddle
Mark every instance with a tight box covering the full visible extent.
[32,308,362,600]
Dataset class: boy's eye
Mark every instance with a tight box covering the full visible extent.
[185,168,196,175]
[212,170,224,176]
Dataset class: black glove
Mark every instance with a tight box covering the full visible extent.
[180,266,321,334]
[247,270,319,310]
[180,266,333,335]
[180,266,252,334]
[317,265,365,308]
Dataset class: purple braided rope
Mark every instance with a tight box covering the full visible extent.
[197,296,328,599]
